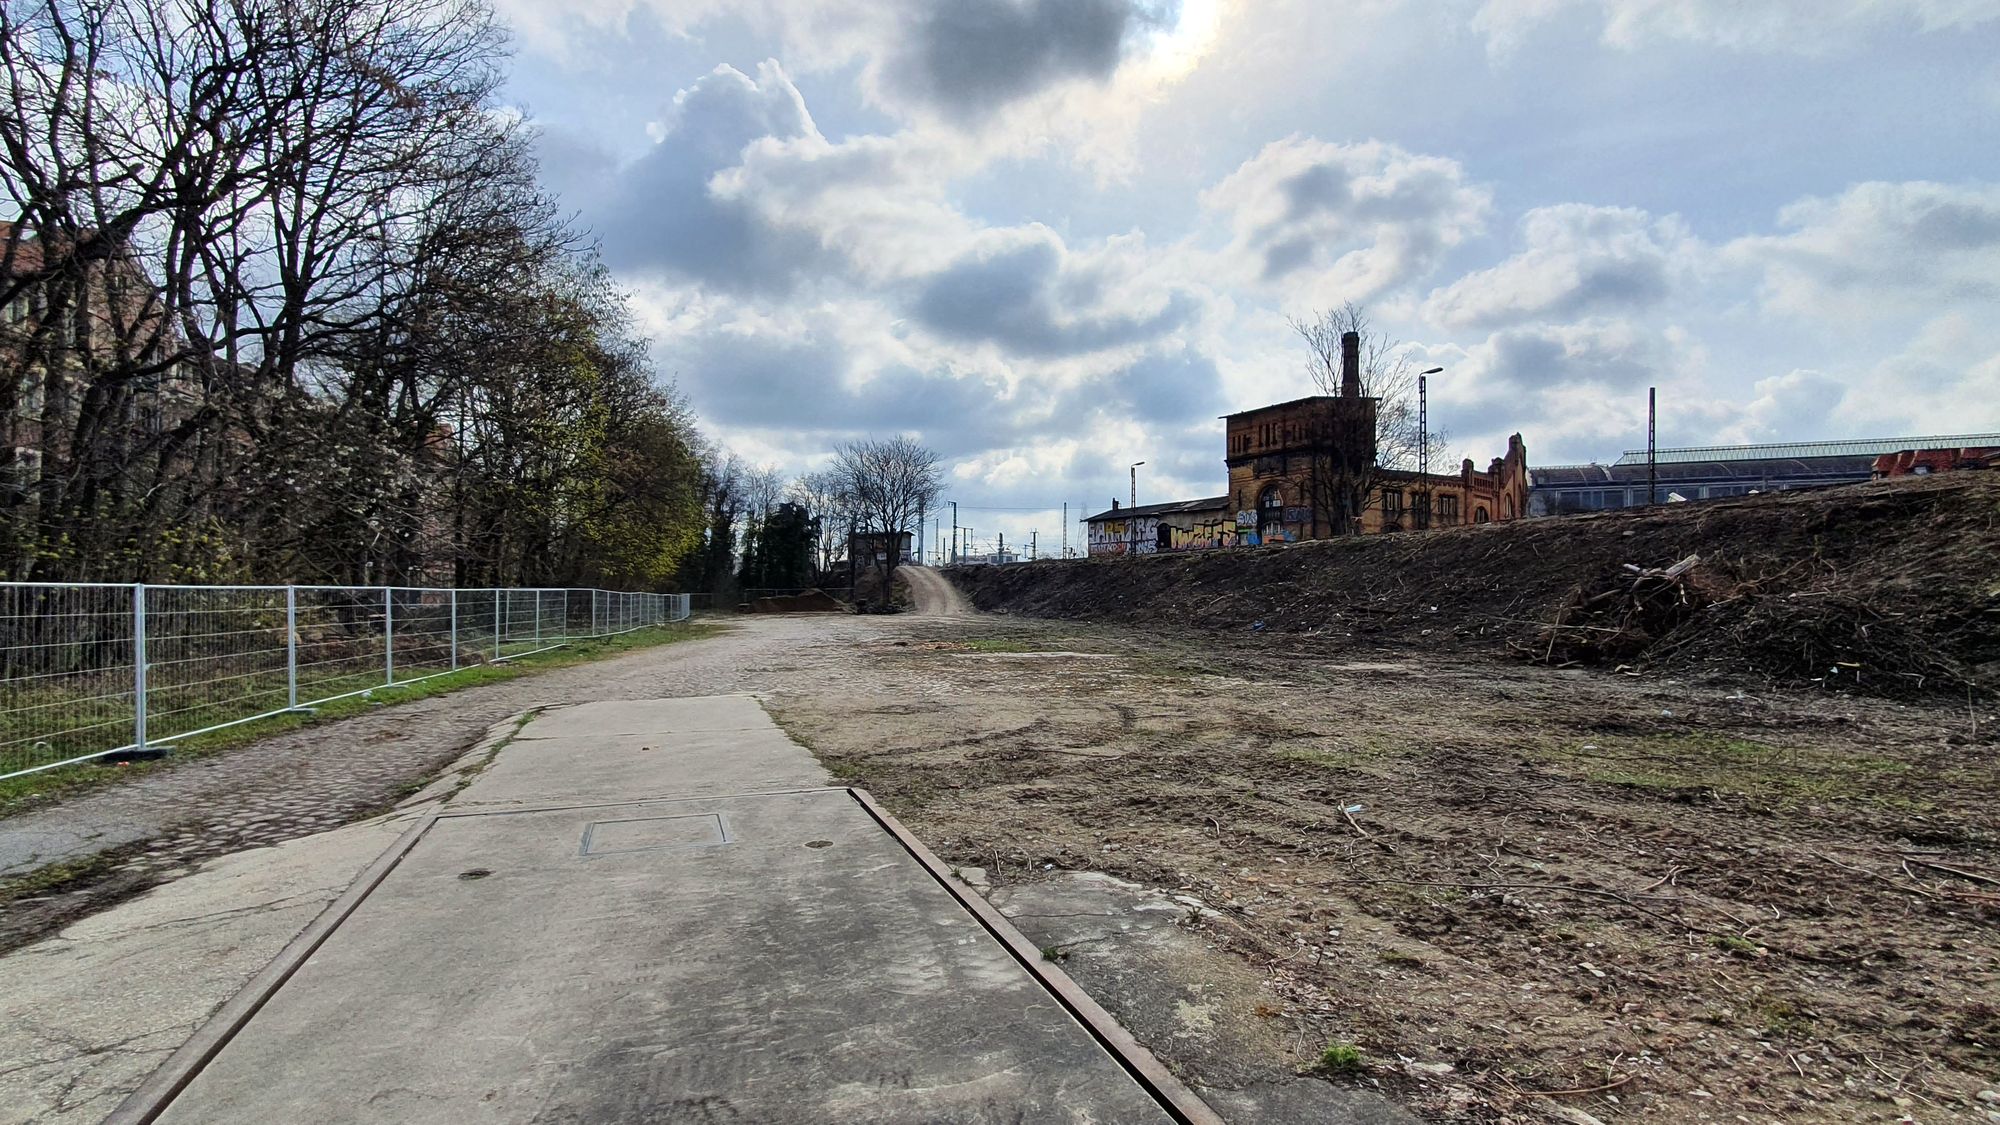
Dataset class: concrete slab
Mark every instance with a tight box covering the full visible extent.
[125,700,1207,1123]
[464,695,831,807]
[149,792,1174,1124]
[0,812,423,1122]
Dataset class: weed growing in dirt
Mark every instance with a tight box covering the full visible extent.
[1040,945,1069,963]
[1314,1042,1365,1074]
[1708,933,1765,957]
[1748,997,1815,1038]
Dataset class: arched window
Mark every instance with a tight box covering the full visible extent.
[1259,483,1284,512]
[1474,506,1491,524]
[1504,496,1515,519]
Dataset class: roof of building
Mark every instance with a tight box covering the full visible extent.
[1610,434,2000,466]
[1220,392,1381,419]
[1083,495,1229,523]
[1531,454,1886,487]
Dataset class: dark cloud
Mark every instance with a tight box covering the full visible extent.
[591,62,825,292]
[1205,138,1490,296]
[669,327,1035,459]
[1065,349,1223,424]
[1423,205,1688,330]
[887,0,1167,121]
[912,235,1198,356]
[1480,321,1668,392]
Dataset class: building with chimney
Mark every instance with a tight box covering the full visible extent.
[1086,330,1530,554]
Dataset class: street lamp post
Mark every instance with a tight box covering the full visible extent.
[1416,366,1442,529]
[1129,461,1145,555]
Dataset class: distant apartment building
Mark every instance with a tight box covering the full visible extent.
[1085,330,1530,555]
[1527,433,2000,514]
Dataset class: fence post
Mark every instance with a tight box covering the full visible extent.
[383,586,395,685]
[132,582,148,755]
[494,589,502,661]
[449,588,459,671]
[592,589,599,637]
[286,585,299,709]
[533,590,541,648]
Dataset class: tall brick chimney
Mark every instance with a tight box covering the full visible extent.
[1340,330,1361,399]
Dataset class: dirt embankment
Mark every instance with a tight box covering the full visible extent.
[945,474,2000,697]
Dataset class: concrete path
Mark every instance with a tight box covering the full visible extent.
[118,697,1209,1124]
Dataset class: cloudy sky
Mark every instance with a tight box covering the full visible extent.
[494,0,2000,556]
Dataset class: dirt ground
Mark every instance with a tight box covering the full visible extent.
[769,612,2000,1124]
[5,591,1994,1123]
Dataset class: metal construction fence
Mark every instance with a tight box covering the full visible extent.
[0,583,692,780]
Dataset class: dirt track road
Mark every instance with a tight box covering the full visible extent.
[901,564,971,615]
[5,609,1995,1123]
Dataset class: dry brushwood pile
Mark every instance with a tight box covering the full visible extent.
[1535,554,1706,666]
[946,473,2000,698]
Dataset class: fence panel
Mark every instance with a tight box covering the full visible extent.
[0,584,136,776]
[143,585,292,745]
[0,582,691,780]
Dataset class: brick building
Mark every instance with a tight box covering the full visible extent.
[2,222,200,512]
[1872,444,1999,477]
[1086,330,1530,554]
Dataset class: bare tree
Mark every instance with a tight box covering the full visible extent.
[1289,303,1451,534]
[831,436,942,604]
[788,468,853,578]
[1,0,713,588]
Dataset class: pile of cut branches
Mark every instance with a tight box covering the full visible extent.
[1531,554,1705,666]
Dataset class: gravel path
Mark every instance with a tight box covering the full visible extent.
[0,616,889,950]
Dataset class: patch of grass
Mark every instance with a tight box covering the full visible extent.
[1040,945,1070,963]
[819,757,867,781]
[1748,997,1815,1038]
[0,849,125,900]
[1709,933,1766,957]
[1275,737,1401,771]
[0,621,721,816]
[1314,1042,1365,1075]
[959,637,1044,653]
[1530,732,1928,810]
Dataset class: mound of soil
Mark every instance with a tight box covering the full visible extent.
[737,589,849,614]
[945,474,2000,697]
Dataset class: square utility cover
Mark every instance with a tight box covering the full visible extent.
[580,812,730,855]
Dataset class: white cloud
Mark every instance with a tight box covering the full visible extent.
[1473,0,2000,53]
[1842,312,2000,434]
[1202,136,1492,307]
[1422,204,1695,330]
[1726,180,2000,321]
